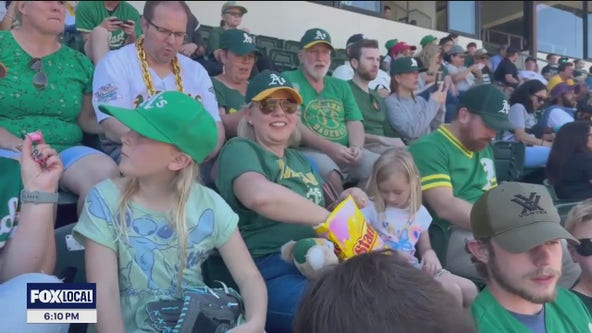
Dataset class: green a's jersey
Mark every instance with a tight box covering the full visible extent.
[472,288,592,332]
[283,69,363,146]
[211,77,246,114]
[347,80,387,136]
[409,125,497,209]
[215,137,323,257]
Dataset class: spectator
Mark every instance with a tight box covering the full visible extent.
[215,70,368,333]
[381,38,398,72]
[546,121,592,200]
[543,83,576,132]
[541,53,560,80]
[489,45,507,73]
[565,199,592,314]
[75,91,267,332]
[493,47,521,88]
[0,1,119,213]
[389,41,416,61]
[446,33,459,45]
[179,11,222,76]
[383,5,391,19]
[0,0,15,30]
[464,41,477,67]
[284,28,379,193]
[467,182,591,332]
[504,80,552,168]
[212,28,259,137]
[385,57,447,142]
[547,62,575,92]
[416,42,441,89]
[0,136,68,333]
[439,36,455,55]
[332,33,391,98]
[361,148,478,308]
[446,44,482,94]
[92,1,225,166]
[419,34,438,49]
[293,250,477,333]
[575,59,586,71]
[519,56,548,85]
[473,48,493,84]
[75,1,142,65]
[347,39,405,153]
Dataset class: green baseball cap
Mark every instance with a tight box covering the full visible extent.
[390,57,426,75]
[459,84,512,131]
[471,182,578,253]
[221,1,247,14]
[300,28,333,50]
[219,29,259,56]
[385,39,398,51]
[99,91,218,163]
[420,35,438,47]
[245,70,303,104]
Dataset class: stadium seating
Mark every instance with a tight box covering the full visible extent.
[492,140,525,182]
[269,49,299,73]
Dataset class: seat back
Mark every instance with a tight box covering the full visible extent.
[269,49,299,73]
[428,220,452,266]
[492,141,525,182]
[54,223,86,284]
[254,35,283,57]
[555,201,580,226]
[284,40,301,53]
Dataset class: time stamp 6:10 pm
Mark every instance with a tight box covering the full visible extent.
[27,309,97,324]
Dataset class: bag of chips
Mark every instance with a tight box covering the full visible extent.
[314,195,385,260]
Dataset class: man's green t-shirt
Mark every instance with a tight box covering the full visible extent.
[212,78,246,114]
[472,287,592,332]
[215,137,323,257]
[75,1,141,50]
[347,80,386,136]
[283,68,363,146]
[408,125,497,227]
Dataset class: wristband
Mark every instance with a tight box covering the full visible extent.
[20,189,59,204]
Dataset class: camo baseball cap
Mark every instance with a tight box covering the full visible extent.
[470,182,578,253]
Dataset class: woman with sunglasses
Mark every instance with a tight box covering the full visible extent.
[547,121,592,200]
[0,1,119,213]
[214,71,367,333]
[212,28,259,137]
[504,80,552,168]
[565,199,592,314]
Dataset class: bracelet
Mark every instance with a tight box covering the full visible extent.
[20,189,59,204]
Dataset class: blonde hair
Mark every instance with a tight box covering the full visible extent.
[564,199,592,233]
[116,159,200,291]
[417,43,441,75]
[237,102,302,147]
[365,148,422,222]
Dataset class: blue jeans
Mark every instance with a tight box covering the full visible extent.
[524,146,551,168]
[254,253,309,333]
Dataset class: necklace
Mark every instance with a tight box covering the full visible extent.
[135,37,183,96]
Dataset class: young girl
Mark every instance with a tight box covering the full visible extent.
[73,91,267,333]
[362,147,477,308]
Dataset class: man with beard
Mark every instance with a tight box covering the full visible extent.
[93,1,225,165]
[284,28,379,192]
[347,39,405,154]
[467,182,592,332]
[542,82,576,132]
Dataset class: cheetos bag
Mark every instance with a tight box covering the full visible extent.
[314,195,385,260]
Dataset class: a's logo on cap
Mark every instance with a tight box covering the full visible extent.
[410,58,418,67]
[139,92,168,110]
[314,30,327,40]
[243,33,253,44]
[268,74,286,86]
[499,100,510,115]
[511,192,547,217]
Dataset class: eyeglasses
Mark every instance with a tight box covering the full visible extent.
[224,11,244,18]
[576,238,592,256]
[256,98,299,114]
[146,18,187,40]
[29,58,47,90]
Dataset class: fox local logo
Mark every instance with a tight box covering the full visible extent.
[30,289,94,304]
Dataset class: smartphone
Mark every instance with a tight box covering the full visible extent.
[436,71,444,89]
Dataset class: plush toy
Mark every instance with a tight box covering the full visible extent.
[280,238,339,279]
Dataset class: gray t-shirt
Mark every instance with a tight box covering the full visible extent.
[509,309,546,333]
[503,103,537,141]
[384,94,444,141]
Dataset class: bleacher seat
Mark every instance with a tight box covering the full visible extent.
[199,24,214,45]
[492,141,525,182]
[255,35,283,56]
[330,48,348,73]
[269,49,299,73]
[284,40,301,53]
[54,223,85,284]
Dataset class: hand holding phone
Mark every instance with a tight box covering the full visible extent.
[436,71,444,89]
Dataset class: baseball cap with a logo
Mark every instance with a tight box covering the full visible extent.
[98,91,218,163]
[471,182,578,253]
[420,35,438,47]
[300,28,333,50]
[390,57,426,75]
[219,29,260,56]
[245,70,303,104]
[459,84,513,131]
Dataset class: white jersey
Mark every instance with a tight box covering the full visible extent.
[332,61,391,91]
[93,43,221,123]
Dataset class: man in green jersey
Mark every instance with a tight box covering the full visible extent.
[467,182,592,332]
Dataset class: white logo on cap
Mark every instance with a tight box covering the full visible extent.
[140,92,168,110]
[410,58,418,67]
[314,30,327,40]
[269,74,286,86]
[499,100,510,115]
[243,33,253,44]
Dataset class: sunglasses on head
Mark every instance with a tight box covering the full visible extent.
[576,238,592,257]
[256,98,299,114]
[29,58,47,90]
